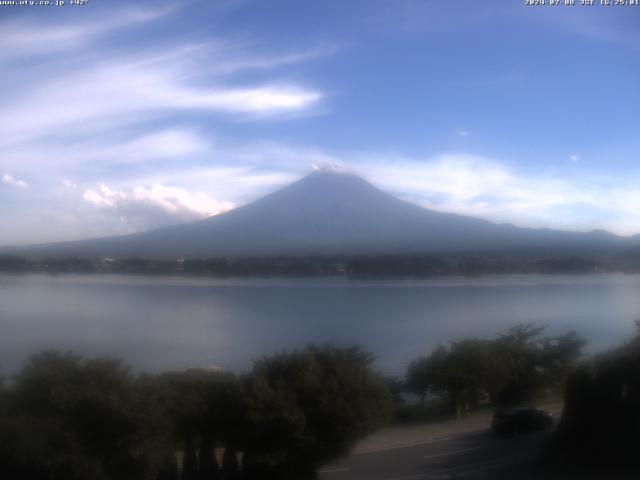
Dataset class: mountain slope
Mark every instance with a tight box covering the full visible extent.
[5,170,632,258]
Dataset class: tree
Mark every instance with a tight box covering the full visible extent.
[181,436,198,480]
[406,356,432,403]
[540,331,588,387]
[198,433,220,480]
[493,324,585,406]
[242,345,392,479]
[405,325,586,415]
[543,324,640,474]
[157,453,180,480]
[407,341,494,416]
[221,445,241,480]
[0,351,145,480]
[143,369,245,480]
[383,376,405,408]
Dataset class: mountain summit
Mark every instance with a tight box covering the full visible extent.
[7,170,630,258]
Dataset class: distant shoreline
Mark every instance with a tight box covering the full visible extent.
[2,253,639,277]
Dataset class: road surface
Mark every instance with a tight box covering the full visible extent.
[319,429,551,480]
[318,407,564,480]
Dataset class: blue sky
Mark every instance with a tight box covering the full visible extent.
[1,0,639,245]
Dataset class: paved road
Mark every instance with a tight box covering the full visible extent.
[319,428,552,480]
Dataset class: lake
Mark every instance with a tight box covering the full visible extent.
[1,273,639,377]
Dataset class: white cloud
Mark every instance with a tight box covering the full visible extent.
[0,53,322,148]
[7,139,640,243]
[2,128,214,174]
[2,174,28,188]
[6,3,640,244]
[0,6,178,63]
[349,153,640,236]
[216,143,640,237]
[82,183,234,231]
[311,163,349,173]
[95,129,211,165]
[0,7,329,243]
[0,10,325,154]
[212,45,336,75]
[570,154,580,163]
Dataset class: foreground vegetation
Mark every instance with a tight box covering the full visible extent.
[0,346,392,480]
[540,322,640,475]
[405,324,585,416]
[2,323,639,478]
[405,324,640,475]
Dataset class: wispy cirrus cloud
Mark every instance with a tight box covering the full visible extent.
[2,0,636,247]
[0,2,325,152]
[210,45,337,75]
[0,46,323,148]
[0,5,179,63]
[0,128,211,179]
[0,3,329,244]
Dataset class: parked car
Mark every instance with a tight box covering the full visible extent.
[491,407,554,437]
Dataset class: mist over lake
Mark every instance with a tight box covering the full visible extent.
[1,273,638,376]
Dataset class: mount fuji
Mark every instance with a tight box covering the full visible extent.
[5,170,632,258]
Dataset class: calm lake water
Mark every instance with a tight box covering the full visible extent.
[1,273,639,376]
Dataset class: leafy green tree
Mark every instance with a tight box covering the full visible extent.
[181,437,198,480]
[157,453,180,480]
[242,345,392,479]
[198,433,220,480]
[544,323,640,473]
[0,351,144,480]
[131,374,184,478]
[493,324,585,405]
[221,445,241,480]
[491,324,547,405]
[143,369,245,480]
[406,325,586,414]
[384,376,405,408]
[540,331,588,387]
[408,340,495,416]
[405,355,433,403]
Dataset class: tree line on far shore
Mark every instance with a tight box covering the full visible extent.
[0,253,610,277]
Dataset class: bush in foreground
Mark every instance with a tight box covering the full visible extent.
[0,346,392,480]
[242,346,393,480]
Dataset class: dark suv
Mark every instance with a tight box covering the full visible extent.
[491,407,554,437]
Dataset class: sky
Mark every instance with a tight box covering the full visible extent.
[1,0,639,245]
